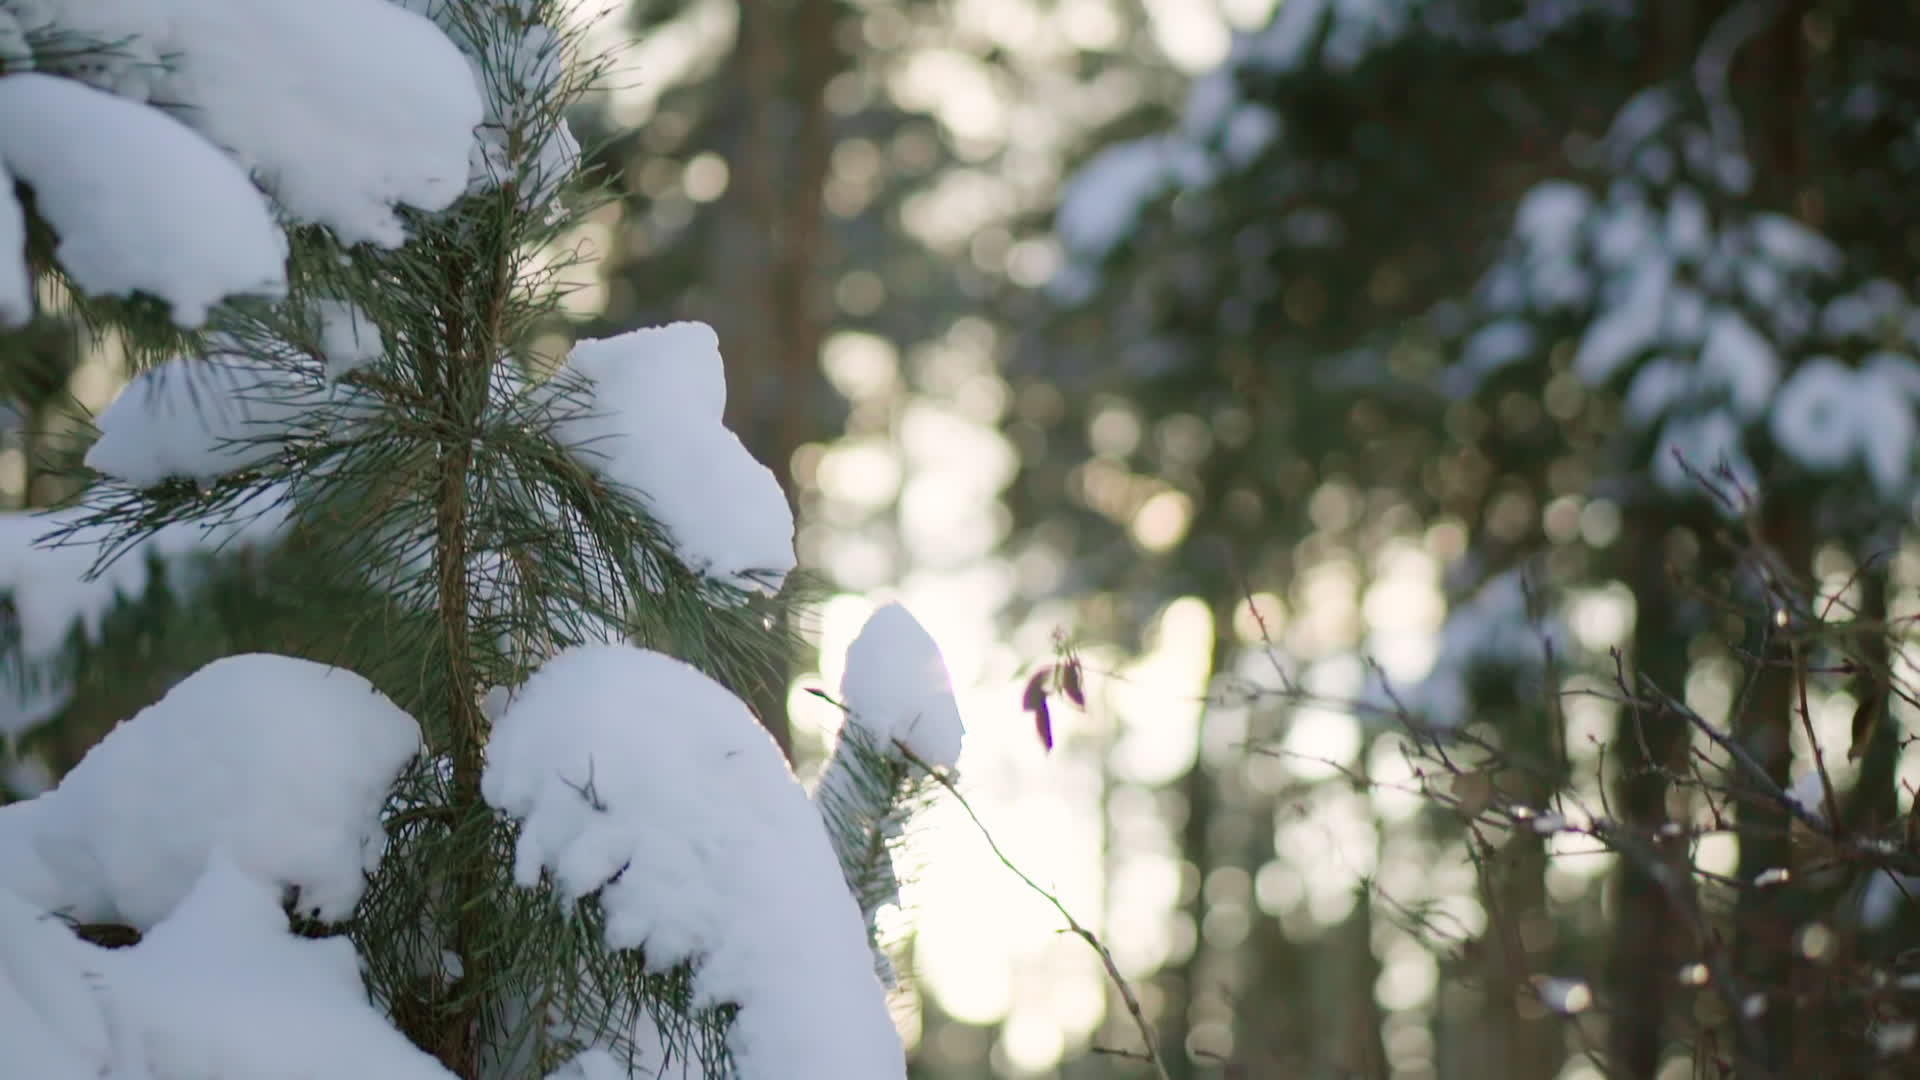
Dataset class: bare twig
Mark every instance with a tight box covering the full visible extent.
[897,746,1175,1080]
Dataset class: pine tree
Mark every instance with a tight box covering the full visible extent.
[0,2,963,1077]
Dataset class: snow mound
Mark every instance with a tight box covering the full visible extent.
[840,603,966,769]
[483,644,904,1080]
[105,853,455,1079]
[550,324,795,594]
[23,654,420,928]
[0,855,456,1080]
[44,0,484,247]
[0,73,285,326]
[86,352,340,486]
[0,885,111,1077]
[0,800,66,914]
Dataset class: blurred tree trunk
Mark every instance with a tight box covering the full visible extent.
[1606,507,1699,1078]
[1333,884,1388,1079]
[1161,622,1237,1078]
[1476,756,1559,1080]
[1732,500,1811,1073]
[701,0,845,756]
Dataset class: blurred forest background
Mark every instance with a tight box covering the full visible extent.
[10,0,1920,1077]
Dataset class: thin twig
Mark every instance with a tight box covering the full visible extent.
[898,746,1175,1080]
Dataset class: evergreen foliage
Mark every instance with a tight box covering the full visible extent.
[0,3,952,1077]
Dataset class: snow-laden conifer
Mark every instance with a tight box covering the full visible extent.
[0,2,963,1076]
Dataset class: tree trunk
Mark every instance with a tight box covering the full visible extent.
[701,0,844,757]
[1606,507,1698,1078]
[1731,499,1811,1074]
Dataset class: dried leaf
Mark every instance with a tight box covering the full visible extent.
[1022,667,1051,712]
[1061,657,1086,707]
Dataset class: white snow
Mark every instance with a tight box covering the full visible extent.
[86,350,344,486]
[1515,181,1592,255]
[0,73,285,326]
[1054,138,1204,259]
[103,854,455,1079]
[838,603,966,769]
[0,799,70,922]
[1698,310,1779,418]
[0,854,456,1080]
[43,0,484,248]
[19,653,421,928]
[483,644,905,1080]
[1665,185,1711,258]
[1573,256,1670,384]
[0,884,111,1077]
[1460,320,1535,376]
[1750,212,1842,275]
[0,489,289,660]
[549,323,795,593]
[316,301,385,380]
[1621,355,1689,427]
[1653,408,1756,499]
[1768,357,1910,492]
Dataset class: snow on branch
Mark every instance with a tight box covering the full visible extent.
[85,351,351,488]
[547,323,796,595]
[0,499,288,660]
[839,602,965,770]
[0,0,483,325]
[482,644,904,1080]
[0,854,456,1079]
[0,73,286,327]
[812,603,966,982]
[1,653,421,928]
[42,0,481,247]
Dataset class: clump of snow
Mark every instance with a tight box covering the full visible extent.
[1770,357,1915,497]
[0,799,65,914]
[0,884,111,1076]
[22,653,420,928]
[1573,256,1670,384]
[316,300,385,379]
[549,323,795,593]
[1698,311,1778,417]
[63,0,484,247]
[86,351,343,486]
[839,603,965,769]
[104,853,456,1079]
[0,73,285,326]
[1459,320,1535,378]
[0,855,456,1080]
[483,644,904,1080]
[0,488,289,660]
[1054,138,1204,260]
[1653,408,1756,498]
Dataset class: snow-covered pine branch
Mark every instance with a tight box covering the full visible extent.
[0,3,973,1078]
[811,603,967,984]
